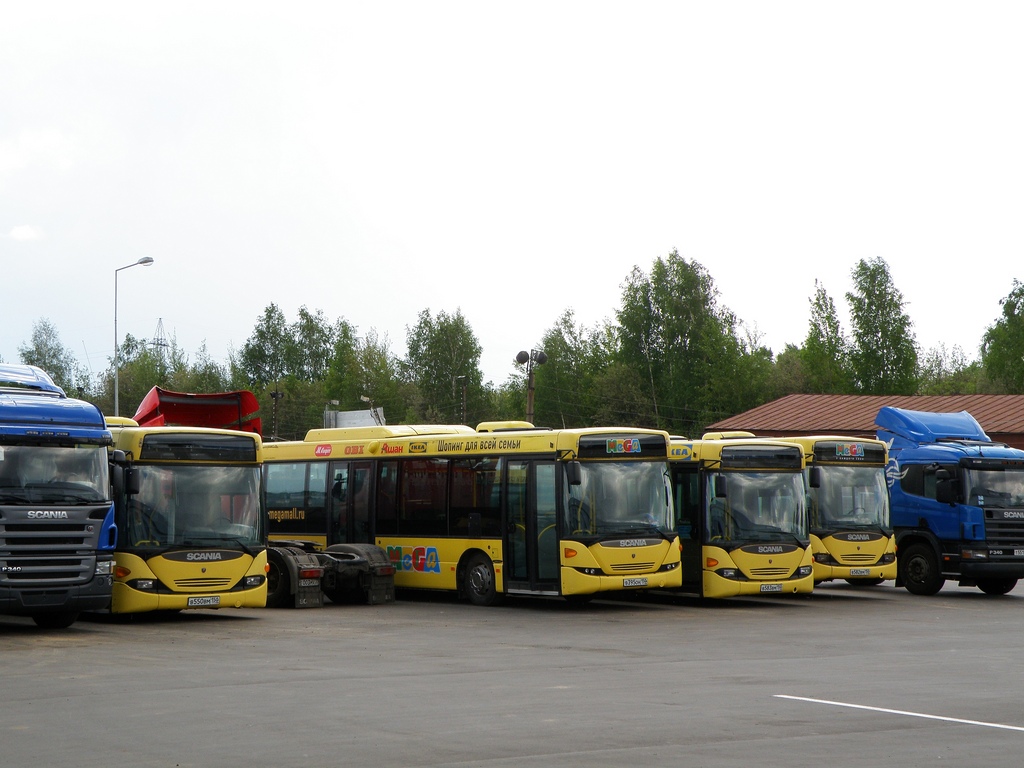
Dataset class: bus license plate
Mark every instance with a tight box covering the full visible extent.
[849,569,870,576]
[623,577,648,588]
[1016,549,1024,557]
[759,583,783,593]
[187,596,220,607]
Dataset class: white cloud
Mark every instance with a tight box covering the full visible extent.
[8,225,43,241]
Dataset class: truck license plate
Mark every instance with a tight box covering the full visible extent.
[187,596,220,607]
[849,569,870,576]
[623,577,648,587]
[760,583,783,593]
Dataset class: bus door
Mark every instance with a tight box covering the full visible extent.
[328,460,374,545]
[672,464,704,593]
[504,460,560,594]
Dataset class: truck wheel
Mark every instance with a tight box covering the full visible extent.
[32,612,78,629]
[265,557,291,608]
[899,543,944,596]
[977,578,1017,595]
[464,553,501,606]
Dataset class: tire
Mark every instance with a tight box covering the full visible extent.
[844,578,885,587]
[899,543,944,596]
[32,611,78,629]
[463,553,501,606]
[977,578,1017,596]
[265,556,291,608]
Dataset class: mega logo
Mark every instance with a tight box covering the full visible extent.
[314,444,332,457]
[835,443,864,458]
[386,545,441,574]
[607,438,642,455]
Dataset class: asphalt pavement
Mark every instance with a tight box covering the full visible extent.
[1,580,1022,768]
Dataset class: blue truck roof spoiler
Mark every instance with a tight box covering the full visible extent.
[875,406,989,445]
[0,364,65,396]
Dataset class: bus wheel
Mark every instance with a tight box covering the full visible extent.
[977,578,1017,595]
[265,558,291,608]
[32,612,78,629]
[464,554,500,606]
[899,544,944,596]
[844,578,885,587]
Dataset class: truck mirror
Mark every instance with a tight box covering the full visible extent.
[936,478,956,505]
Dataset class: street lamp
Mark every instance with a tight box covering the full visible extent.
[515,349,547,424]
[113,256,155,416]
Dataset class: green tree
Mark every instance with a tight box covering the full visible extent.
[617,250,752,434]
[982,279,1024,393]
[532,310,614,428]
[18,318,91,395]
[239,303,291,387]
[801,280,853,393]
[846,257,918,395]
[918,343,981,395]
[404,309,484,423]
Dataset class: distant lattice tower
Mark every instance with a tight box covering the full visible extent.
[151,318,170,364]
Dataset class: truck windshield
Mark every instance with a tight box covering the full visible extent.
[705,470,806,543]
[964,468,1024,508]
[810,465,890,529]
[0,444,110,503]
[125,464,263,548]
[564,461,674,536]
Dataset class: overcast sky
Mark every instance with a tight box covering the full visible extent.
[3,2,1022,386]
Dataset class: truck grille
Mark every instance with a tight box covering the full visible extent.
[0,518,101,586]
[985,513,1024,548]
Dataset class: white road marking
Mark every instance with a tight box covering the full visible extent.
[774,694,1024,733]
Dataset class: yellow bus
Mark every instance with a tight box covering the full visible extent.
[106,418,269,613]
[669,435,813,598]
[785,435,896,586]
[262,423,682,605]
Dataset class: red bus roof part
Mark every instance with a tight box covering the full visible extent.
[132,387,262,435]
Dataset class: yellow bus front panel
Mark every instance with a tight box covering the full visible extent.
[811,532,897,582]
[702,544,813,598]
[111,550,269,613]
[560,537,683,595]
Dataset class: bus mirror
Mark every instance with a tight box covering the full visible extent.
[714,475,727,498]
[808,466,822,488]
[125,467,141,496]
[111,449,127,465]
[566,460,582,486]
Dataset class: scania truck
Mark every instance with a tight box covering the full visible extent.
[0,365,116,627]
[879,406,1024,596]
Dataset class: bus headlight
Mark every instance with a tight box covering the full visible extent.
[717,568,740,580]
[243,575,265,588]
[880,553,896,564]
[130,579,156,591]
[796,566,813,578]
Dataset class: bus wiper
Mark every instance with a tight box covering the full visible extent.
[181,537,256,556]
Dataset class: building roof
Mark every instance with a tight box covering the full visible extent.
[707,394,1024,448]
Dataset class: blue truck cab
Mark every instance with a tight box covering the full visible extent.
[0,364,116,627]
[878,405,1024,596]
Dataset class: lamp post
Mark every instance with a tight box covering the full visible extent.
[515,349,547,424]
[113,256,155,416]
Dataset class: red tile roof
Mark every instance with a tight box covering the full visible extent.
[708,394,1024,448]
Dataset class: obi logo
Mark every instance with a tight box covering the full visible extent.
[387,545,441,574]
[314,444,332,457]
[607,438,641,455]
[344,445,364,455]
